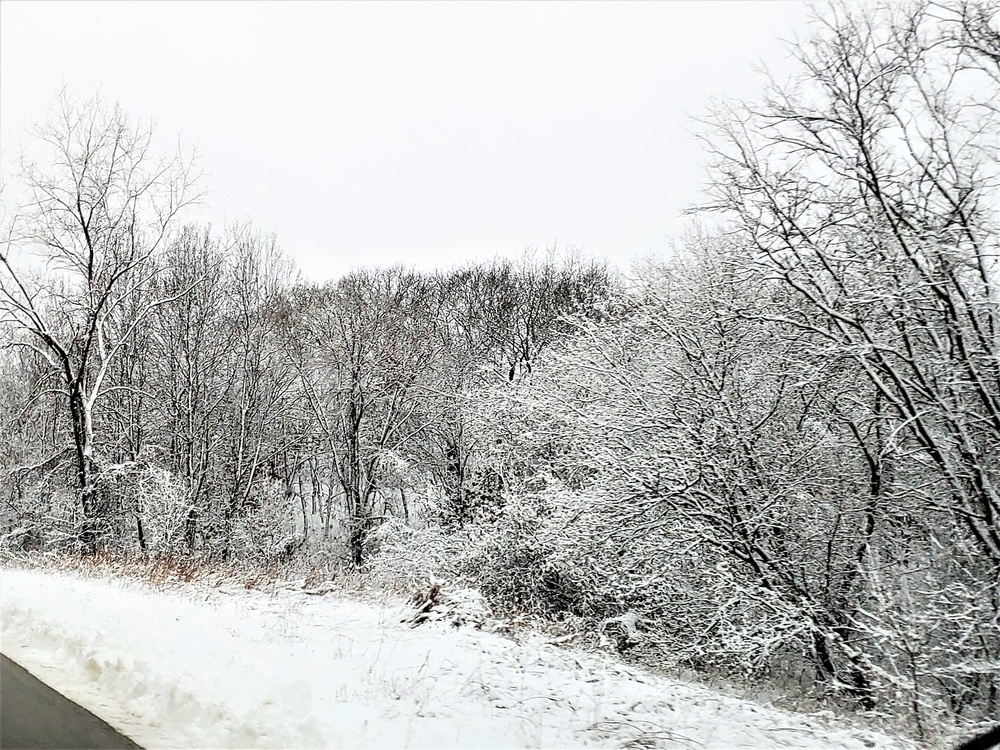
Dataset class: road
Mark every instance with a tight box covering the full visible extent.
[0,654,139,749]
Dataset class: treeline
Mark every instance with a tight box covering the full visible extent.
[2,0,998,739]
[0,211,612,562]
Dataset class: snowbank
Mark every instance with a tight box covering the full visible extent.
[0,567,915,749]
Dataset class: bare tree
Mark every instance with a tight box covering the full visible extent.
[144,224,236,549]
[288,267,443,564]
[0,91,199,551]
[702,0,1000,565]
[700,0,1000,726]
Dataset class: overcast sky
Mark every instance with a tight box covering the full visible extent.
[0,1,810,281]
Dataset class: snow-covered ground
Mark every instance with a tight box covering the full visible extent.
[0,566,916,750]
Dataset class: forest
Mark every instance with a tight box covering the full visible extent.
[1,0,997,742]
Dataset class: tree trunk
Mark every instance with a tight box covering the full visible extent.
[185,506,198,550]
[70,387,100,555]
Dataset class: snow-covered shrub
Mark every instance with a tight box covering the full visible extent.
[226,478,300,561]
[370,480,813,677]
[0,522,44,553]
[0,451,81,554]
[95,462,190,555]
[497,486,813,675]
[451,487,611,618]
[1,488,91,554]
[366,517,468,591]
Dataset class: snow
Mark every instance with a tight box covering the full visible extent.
[0,566,916,750]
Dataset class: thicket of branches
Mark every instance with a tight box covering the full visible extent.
[1,0,997,739]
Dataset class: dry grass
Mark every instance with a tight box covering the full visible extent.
[0,547,384,605]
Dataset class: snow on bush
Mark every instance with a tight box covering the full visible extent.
[370,483,813,680]
[97,462,190,554]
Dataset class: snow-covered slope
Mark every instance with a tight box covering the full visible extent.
[0,567,915,749]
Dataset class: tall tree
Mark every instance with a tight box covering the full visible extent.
[701,0,1000,724]
[289,267,442,564]
[0,91,199,551]
[703,0,1000,565]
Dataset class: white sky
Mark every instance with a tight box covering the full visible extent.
[0,1,810,281]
